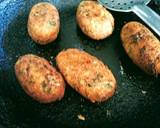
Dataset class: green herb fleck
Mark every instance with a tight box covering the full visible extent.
[93,74,103,83]
[131,32,143,43]
[33,12,39,17]
[42,81,52,93]
[49,20,56,26]
[105,83,112,89]
[87,83,93,87]
[83,9,90,17]
[19,69,26,75]
[28,78,35,84]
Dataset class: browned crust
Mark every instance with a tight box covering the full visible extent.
[121,21,160,75]
[28,2,60,45]
[15,54,65,103]
[76,0,114,40]
[56,48,116,103]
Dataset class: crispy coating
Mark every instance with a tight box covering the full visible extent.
[15,54,65,103]
[121,21,160,75]
[56,48,116,103]
[76,0,114,40]
[28,2,60,45]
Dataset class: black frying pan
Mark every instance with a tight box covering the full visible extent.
[0,0,160,128]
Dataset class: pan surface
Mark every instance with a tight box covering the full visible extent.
[0,0,160,128]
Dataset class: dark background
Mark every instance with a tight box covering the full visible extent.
[0,0,160,128]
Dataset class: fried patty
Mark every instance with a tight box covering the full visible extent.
[121,21,160,75]
[28,2,60,45]
[56,48,116,103]
[76,0,114,40]
[15,54,65,103]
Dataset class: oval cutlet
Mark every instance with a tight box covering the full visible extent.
[28,2,60,45]
[121,21,160,75]
[76,0,114,40]
[15,54,65,103]
[56,48,116,103]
